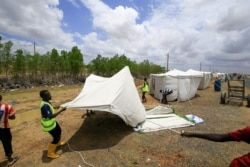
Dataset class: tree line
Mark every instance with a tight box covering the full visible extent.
[0,36,165,88]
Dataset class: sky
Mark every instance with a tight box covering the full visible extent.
[0,0,250,74]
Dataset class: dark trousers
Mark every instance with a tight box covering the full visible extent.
[0,128,13,157]
[142,92,146,102]
[48,122,62,144]
[161,93,170,104]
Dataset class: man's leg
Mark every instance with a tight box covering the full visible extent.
[162,94,167,104]
[1,128,13,159]
[142,92,146,102]
[1,128,19,166]
[48,124,62,158]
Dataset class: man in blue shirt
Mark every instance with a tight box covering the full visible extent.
[40,90,66,159]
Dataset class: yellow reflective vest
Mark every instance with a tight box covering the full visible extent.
[40,101,56,132]
[142,82,149,92]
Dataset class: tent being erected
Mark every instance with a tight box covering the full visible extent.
[149,69,203,102]
[62,66,146,127]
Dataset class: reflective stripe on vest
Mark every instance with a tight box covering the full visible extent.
[40,101,56,132]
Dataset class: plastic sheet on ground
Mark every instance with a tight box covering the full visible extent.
[134,105,195,133]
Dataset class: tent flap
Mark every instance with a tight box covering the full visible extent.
[137,106,195,132]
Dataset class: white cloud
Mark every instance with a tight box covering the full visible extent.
[0,0,76,52]
[0,0,250,73]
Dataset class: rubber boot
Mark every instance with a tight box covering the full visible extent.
[47,143,60,159]
[57,140,66,147]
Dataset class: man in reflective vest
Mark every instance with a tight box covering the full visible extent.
[141,78,149,102]
[39,90,66,159]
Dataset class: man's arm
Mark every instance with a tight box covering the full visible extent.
[181,131,234,142]
[8,106,16,120]
[41,104,66,119]
[52,107,66,118]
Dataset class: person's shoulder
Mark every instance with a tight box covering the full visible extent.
[1,103,12,108]
[41,103,50,110]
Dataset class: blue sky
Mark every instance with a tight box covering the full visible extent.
[0,0,250,74]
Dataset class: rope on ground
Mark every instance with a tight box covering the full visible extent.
[167,128,181,134]
[66,141,94,167]
[63,128,94,167]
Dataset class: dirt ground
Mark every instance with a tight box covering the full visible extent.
[0,80,250,167]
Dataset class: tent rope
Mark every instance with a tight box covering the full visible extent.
[64,129,95,167]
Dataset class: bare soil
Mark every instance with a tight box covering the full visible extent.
[0,80,250,167]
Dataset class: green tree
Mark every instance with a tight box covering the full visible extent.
[68,46,84,77]
[88,54,109,75]
[0,36,3,74]
[60,50,70,75]
[39,52,51,78]
[50,48,60,74]
[138,59,150,77]
[12,49,26,80]
[1,41,13,78]
[25,52,40,81]
[150,64,165,74]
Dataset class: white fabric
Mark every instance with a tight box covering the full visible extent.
[136,106,195,132]
[187,69,211,90]
[185,114,204,124]
[62,66,146,127]
[149,69,203,102]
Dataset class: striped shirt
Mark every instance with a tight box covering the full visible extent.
[0,104,15,128]
[161,88,173,95]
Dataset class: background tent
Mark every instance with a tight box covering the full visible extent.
[149,69,203,102]
[62,66,146,127]
[186,69,211,90]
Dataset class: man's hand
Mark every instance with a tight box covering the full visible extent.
[59,107,66,113]
[9,114,16,120]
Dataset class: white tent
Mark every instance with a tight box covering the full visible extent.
[62,66,146,127]
[213,72,226,81]
[149,69,203,102]
[186,69,211,90]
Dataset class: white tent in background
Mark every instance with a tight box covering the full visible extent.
[62,66,146,127]
[149,69,203,102]
[213,72,226,81]
[186,69,211,90]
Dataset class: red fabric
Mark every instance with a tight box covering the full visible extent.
[229,126,250,143]
[228,126,250,167]
[0,103,15,128]
[230,153,250,167]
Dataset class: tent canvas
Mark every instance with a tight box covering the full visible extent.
[136,106,195,133]
[62,66,146,127]
[149,69,203,102]
[186,69,211,90]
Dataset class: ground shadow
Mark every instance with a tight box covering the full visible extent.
[61,111,133,152]
[0,160,8,167]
